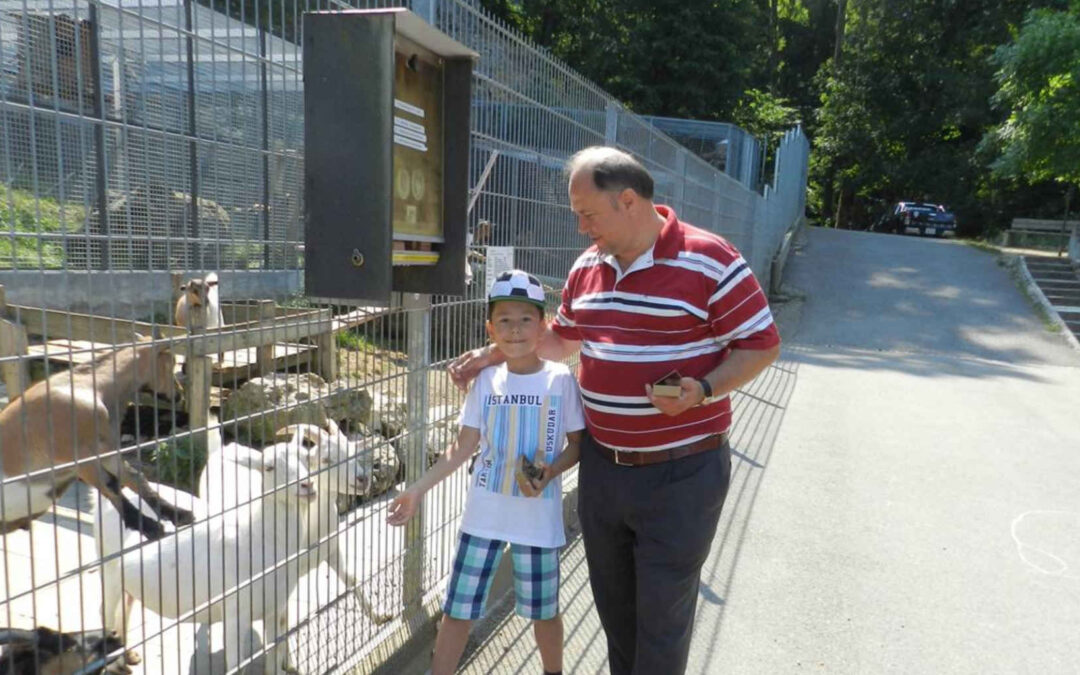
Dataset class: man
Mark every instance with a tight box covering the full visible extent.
[450,146,780,674]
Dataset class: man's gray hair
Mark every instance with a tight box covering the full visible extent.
[566,146,654,200]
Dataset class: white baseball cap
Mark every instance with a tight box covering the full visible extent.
[488,270,546,309]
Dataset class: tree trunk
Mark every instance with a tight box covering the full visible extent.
[833,0,847,65]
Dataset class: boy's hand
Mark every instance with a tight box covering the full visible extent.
[516,461,552,497]
[387,488,421,526]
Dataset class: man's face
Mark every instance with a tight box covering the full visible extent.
[569,171,632,256]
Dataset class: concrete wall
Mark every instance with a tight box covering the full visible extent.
[0,270,303,318]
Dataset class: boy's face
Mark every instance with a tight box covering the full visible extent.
[486,300,545,360]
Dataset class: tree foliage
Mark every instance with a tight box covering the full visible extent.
[979,6,1080,188]
[479,0,1076,234]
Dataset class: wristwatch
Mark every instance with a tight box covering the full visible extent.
[696,378,713,401]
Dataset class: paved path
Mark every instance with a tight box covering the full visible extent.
[456,227,1080,674]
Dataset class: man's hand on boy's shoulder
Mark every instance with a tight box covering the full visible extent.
[449,345,498,391]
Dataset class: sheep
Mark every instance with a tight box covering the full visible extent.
[96,440,315,674]
[173,272,223,332]
[0,340,192,541]
[0,626,139,675]
[205,421,392,624]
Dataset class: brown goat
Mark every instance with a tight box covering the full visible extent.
[0,627,139,675]
[0,341,193,540]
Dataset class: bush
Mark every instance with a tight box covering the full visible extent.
[0,187,85,269]
[143,434,207,493]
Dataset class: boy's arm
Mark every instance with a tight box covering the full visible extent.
[518,430,583,497]
[545,430,582,477]
[388,425,481,525]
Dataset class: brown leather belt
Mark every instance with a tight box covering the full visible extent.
[593,432,728,467]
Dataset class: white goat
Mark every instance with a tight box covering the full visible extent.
[199,420,391,625]
[174,272,224,363]
[173,272,223,331]
[96,440,315,674]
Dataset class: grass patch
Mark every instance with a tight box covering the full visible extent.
[960,238,1001,255]
[337,329,376,351]
[0,187,85,269]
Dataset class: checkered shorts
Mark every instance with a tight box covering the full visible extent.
[443,532,560,621]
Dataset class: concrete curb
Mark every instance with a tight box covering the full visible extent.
[770,215,806,296]
[1010,255,1080,354]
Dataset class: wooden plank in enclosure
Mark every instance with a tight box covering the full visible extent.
[25,339,113,365]
[182,309,332,357]
[3,303,185,342]
[213,342,315,386]
[331,306,392,332]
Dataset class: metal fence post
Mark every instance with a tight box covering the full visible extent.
[674,148,687,215]
[713,173,723,234]
[402,292,431,614]
[605,101,619,146]
[87,4,109,269]
[413,0,436,24]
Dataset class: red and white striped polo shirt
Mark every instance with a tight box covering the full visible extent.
[551,205,780,451]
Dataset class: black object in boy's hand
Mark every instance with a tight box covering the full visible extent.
[652,369,684,397]
[516,454,544,490]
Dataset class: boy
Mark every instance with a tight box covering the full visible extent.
[387,270,585,675]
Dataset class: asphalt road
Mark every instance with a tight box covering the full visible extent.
[701,228,1080,674]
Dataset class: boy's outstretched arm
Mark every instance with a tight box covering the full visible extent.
[519,430,583,497]
[387,425,481,525]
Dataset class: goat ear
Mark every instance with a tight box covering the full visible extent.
[179,283,188,291]
[324,418,341,436]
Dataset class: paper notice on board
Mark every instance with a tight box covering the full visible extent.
[485,246,515,295]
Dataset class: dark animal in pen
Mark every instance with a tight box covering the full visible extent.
[0,626,139,675]
[0,340,193,540]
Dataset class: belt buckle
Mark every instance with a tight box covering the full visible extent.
[612,449,631,466]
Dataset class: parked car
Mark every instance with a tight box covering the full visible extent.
[874,202,956,237]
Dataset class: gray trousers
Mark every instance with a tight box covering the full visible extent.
[578,433,731,675]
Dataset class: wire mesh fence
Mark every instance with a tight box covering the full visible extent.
[0,0,808,672]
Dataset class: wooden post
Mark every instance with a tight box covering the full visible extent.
[315,309,337,382]
[185,306,212,454]
[0,286,30,400]
[256,299,276,376]
[402,293,430,615]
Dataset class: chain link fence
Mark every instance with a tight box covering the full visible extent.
[0,0,808,672]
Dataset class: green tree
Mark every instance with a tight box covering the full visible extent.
[482,0,767,121]
[812,0,1063,232]
[979,6,1080,191]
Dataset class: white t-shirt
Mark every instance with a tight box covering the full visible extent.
[458,360,585,548]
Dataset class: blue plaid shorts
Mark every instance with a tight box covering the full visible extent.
[443,531,561,621]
